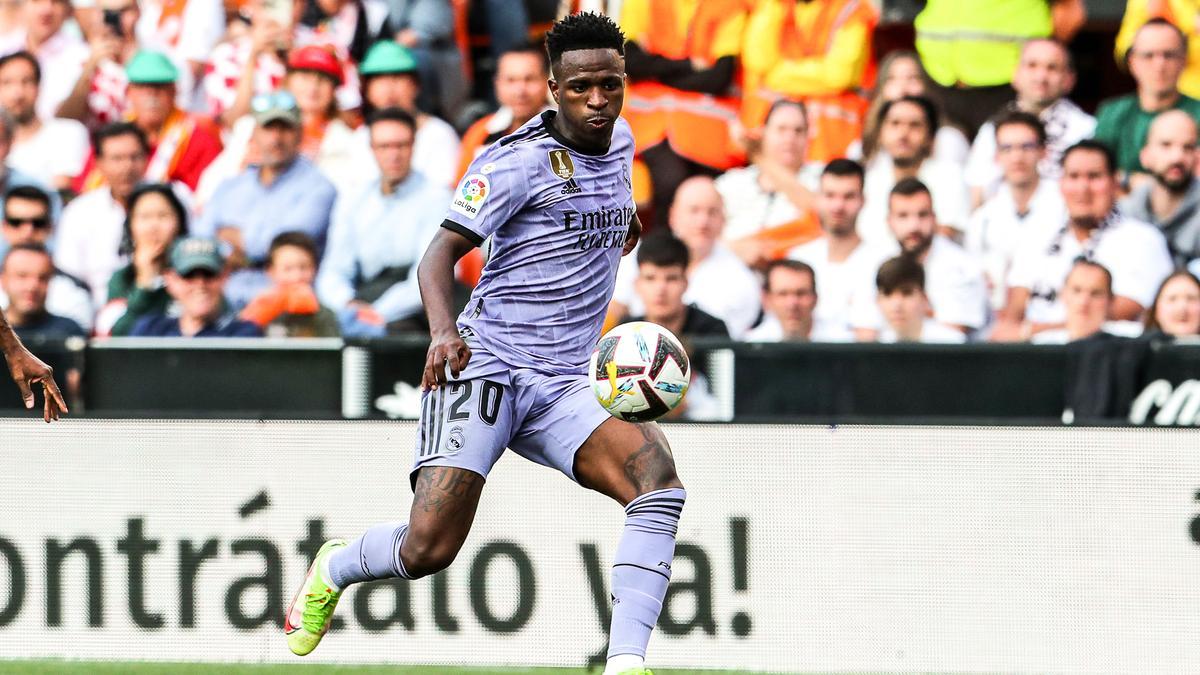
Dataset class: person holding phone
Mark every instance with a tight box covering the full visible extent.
[56,0,140,125]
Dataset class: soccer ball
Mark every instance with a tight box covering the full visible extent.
[588,321,690,422]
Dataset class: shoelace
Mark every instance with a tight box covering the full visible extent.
[301,587,335,634]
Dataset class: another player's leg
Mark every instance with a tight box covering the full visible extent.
[573,418,685,675]
[284,466,485,655]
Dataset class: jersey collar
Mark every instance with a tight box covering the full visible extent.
[540,110,611,157]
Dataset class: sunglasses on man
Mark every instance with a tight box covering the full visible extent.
[3,215,50,229]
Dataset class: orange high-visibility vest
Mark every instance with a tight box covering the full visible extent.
[623,0,748,169]
[741,0,877,162]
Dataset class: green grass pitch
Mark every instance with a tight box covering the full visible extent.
[0,664,775,675]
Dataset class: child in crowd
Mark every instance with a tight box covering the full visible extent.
[240,232,340,338]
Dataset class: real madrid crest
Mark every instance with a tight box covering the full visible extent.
[548,149,575,180]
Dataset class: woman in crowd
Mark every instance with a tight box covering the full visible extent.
[1144,270,1200,338]
[99,183,189,336]
[854,50,970,167]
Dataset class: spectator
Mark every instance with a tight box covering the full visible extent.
[203,0,299,128]
[965,39,1096,204]
[1032,260,1143,343]
[913,0,1085,136]
[0,0,90,120]
[965,111,1067,312]
[854,178,987,339]
[55,122,149,304]
[623,232,729,338]
[999,141,1174,339]
[0,185,92,331]
[788,158,890,336]
[199,47,355,200]
[855,51,969,167]
[348,41,460,189]
[457,44,549,180]
[1144,269,1200,337]
[241,231,340,337]
[0,106,59,224]
[316,108,447,334]
[1094,18,1200,178]
[745,259,849,343]
[295,0,387,66]
[739,0,877,163]
[859,96,971,244]
[0,242,85,339]
[99,183,187,336]
[0,51,89,192]
[715,100,821,270]
[619,0,749,228]
[873,254,966,344]
[194,91,337,307]
[134,0,225,105]
[612,176,761,338]
[1121,109,1200,267]
[57,0,142,125]
[379,0,464,121]
[1115,0,1200,100]
[130,236,262,337]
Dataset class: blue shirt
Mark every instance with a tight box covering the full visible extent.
[445,110,636,375]
[129,312,263,337]
[316,171,449,322]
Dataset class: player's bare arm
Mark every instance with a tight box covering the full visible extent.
[0,311,67,422]
[624,212,642,256]
[416,227,476,390]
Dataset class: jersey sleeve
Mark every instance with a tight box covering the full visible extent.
[442,143,529,247]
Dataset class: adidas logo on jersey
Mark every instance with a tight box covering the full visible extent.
[561,178,583,195]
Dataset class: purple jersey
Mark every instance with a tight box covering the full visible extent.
[443,110,636,375]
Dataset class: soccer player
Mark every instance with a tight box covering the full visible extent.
[0,308,67,421]
[285,14,683,675]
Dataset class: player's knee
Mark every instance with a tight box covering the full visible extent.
[400,531,464,578]
[633,448,683,496]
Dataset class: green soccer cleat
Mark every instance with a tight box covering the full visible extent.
[284,539,347,656]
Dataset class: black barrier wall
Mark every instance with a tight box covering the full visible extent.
[3,336,1200,424]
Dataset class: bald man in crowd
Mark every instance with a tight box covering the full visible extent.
[1121,109,1200,268]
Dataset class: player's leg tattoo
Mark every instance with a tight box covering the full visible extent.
[622,423,682,496]
[326,466,484,587]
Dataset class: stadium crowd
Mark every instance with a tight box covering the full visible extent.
[1,0,1200,346]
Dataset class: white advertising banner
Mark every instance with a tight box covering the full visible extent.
[0,420,1197,672]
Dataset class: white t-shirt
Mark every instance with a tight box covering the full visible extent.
[965,99,1096,197]
[1032,321,1144,344]
[787,236,892,334]
[53,187,126,305]
[879,318,967,344]
[965,179,1066,310]
[853,235,988,331]
[743,313,852,343]
[713,163,822,242]
[859,156,971,245]
[9,118,90,188]
[347,115,462,191]
[1007,212,1174,324]
[613,242,762,338]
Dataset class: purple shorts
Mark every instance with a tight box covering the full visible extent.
[411,359,612,486]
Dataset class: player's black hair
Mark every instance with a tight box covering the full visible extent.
[822,158,865,185]
[366,106,417,132]
[1067,257,1113,296]
[3,184,51,216]
[498,41,550,76]
[120,183,189,256]
[636,232,689,270]
[93,122,150,158]
[1,241,51,271]
[1061,139,1117,175]
[0,50,40,84]
[763,259,815,292]
[544,12,625,69]
[890,176,931,201]
[878,95,939,136]
[268,230,321,268]
[876,255,926,295]
[993,109,1047,146]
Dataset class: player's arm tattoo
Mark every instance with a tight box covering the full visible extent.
[413,467,484,517]
[622,424,678,494]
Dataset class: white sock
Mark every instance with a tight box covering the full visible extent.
[318,556,341,592]
[603,653,645,674]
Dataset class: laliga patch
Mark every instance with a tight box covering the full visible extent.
[451,174,490,220]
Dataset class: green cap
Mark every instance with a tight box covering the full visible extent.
[359,41,419,76]
[170,237,225,275]
[125,50,179,85]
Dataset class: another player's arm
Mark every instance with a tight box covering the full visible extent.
[0,312,67,422]
[417,226,477,390]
